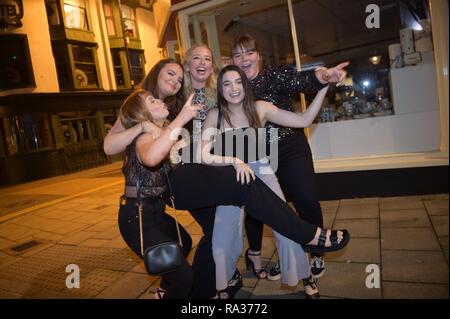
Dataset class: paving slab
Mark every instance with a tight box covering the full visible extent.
[334,219,379,238]
[336,204,379,219]
[327,238,380,263]
[316,262,382,299]
[423,199,449,216]
[380,196,424,210]
[430,215,449,236]
[380,209,431,228]
[382,281,449,299]
[381,227,441,251]
[382,250,448,283]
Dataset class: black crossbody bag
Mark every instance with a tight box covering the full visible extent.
[137,166,184,276]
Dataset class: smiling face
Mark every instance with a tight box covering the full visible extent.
[186,46,213,88]
[157,63,183,99]
[232,45,260,80]
[221,70,245,106]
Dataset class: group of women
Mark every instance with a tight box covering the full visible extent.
[103,35,350,299]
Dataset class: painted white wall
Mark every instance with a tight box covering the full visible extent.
[0,0,59,96]
[137,8,162,75]
[310,111,441,160]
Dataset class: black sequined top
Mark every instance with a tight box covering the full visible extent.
[250,65,326,142]
[123,134,170,197]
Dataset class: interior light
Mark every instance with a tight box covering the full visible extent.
[369,55,382,65]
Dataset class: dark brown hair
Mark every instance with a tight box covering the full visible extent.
[139,58,184,118]
[232,34,259,55]
[217,65,261,129]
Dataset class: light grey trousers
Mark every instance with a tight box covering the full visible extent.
[212,158,310,290]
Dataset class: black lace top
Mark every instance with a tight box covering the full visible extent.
[122,135,171,197]
[250,65,326,141]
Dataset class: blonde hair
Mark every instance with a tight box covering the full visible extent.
[119,89,154,129]
[182,43,218,111]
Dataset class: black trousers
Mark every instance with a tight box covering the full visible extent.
[245,132,324,255]
[169,163,317,245]
[118,196,193,299]
[188,207,217,299]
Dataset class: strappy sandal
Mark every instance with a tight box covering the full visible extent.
[303,275,320,299]
[212,270,243,299]
[302,229,350,254]
[245,249,268,279]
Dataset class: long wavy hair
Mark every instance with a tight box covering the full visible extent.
[182,44,218,111]
[217,65,261,129]
[138,58,184,119]
[119,89,154,129]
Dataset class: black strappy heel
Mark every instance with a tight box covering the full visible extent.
[245,248,267,279]
[303,275,320,299]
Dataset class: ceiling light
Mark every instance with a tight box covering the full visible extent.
[369,55,382,65]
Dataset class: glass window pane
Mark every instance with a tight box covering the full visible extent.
[1,113,52,155]
[45,1,61,25]
[64,1,88,30]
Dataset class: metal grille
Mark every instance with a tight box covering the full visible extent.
[10,240,40,253]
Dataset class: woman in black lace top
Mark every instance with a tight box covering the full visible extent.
[232,35,348,280]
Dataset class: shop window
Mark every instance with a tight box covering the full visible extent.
[63,0,88,30]
[71,45,99,89]
[0,34,35,91]
[121,5,137,39]
[111,49,144,89]
[103,1,116,36]
[1,113,53,155]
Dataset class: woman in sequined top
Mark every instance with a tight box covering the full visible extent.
[179,43,222,299]
[232,34,348,281]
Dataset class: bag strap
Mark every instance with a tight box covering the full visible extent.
[163,166,183,247]
[136,167,183,258]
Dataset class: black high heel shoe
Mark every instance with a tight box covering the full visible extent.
[212,270,243,299]
[303,275,320,299]
[245,248,267,279]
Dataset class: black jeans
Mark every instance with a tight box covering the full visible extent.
[169,163,317,245]
[245,132,324,256]
[188,207,217,299]
[118,196,193,299]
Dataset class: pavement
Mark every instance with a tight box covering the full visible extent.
[0,162,448,299]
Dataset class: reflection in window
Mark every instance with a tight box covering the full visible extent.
[64,0,88,30]
[1,114,53,155]
[45,0,61,26]
[103,1,116,36]
[121,5,136,39]
[72,45,99,88]
[129,51,144,84]
[112,51,125,87]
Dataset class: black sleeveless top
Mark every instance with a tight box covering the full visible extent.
[211,127,265,163]
[122,134,171,197]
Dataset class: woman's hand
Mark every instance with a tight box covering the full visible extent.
[317,62,349,86]
[176,94,202,126]
[232,159,256,184]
